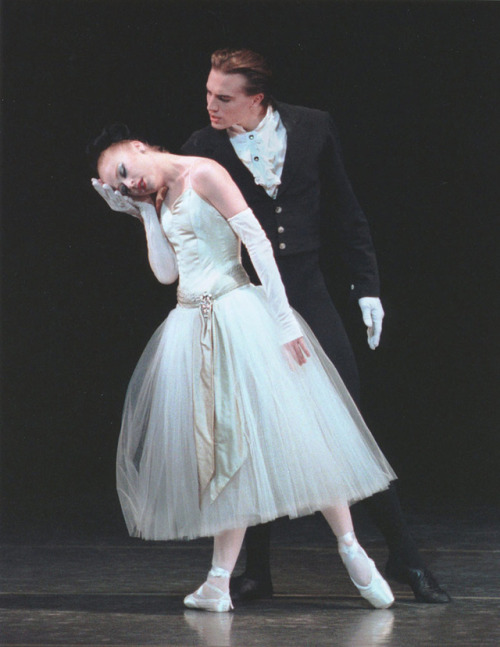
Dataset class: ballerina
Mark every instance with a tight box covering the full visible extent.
[90,125,396,611]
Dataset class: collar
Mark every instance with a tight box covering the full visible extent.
[228,105,277,139]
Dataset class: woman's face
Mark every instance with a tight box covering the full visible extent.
[98,141,159,196]
[206,69,264,131]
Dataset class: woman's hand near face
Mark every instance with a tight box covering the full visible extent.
[91,178,144,219]
[91,178,168,222]
[283,337,311,367]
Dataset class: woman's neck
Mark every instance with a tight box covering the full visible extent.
[153,151,189,189]
[154,152,192,203]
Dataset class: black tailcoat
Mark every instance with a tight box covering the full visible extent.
[182,101,380,302]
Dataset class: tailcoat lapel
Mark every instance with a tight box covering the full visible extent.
[206,102,306,199]
[209,129,242,170]
[209,129,270,199]
[275,102,305,197]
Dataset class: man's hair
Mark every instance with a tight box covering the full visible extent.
[211,48,273,107]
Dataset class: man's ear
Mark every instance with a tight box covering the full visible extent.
[252,93,265,107]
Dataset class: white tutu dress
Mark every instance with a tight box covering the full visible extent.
[116,187,396,541]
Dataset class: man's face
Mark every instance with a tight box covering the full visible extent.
[206,69,263,130]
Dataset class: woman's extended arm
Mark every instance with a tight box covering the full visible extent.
[192,161,310,365]
[141,201,178,284]
[91,180,178,285]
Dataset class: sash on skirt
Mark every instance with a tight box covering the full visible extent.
[177,265,251,504]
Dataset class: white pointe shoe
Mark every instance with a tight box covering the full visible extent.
[184,566,234,613]
[338,534,395,609]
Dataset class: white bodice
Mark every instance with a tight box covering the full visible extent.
[161,187,248,299]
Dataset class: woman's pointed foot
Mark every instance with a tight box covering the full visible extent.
[348,558,395,609]
[183,583,233,612]
[184,566,234,613]
[338,532,395,609]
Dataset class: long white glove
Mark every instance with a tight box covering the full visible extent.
[91,179,143,218]
[228,208,302,344]
[358,297,385,350]
[91,180,178,285]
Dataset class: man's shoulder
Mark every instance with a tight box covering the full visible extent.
[275,101,331,125]
[185,124,218,141]
[182,125,224,153]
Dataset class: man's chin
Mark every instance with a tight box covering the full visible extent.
[209,119,226,130]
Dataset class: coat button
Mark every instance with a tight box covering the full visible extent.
[350,284,355,290]
[275,206,282,214]
[249,134,255,140]
[279,242,286,250]
[277,226,285,233]
[254,156,259,161]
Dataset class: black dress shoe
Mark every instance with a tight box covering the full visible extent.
[385,558,451,603]
[229,573,274,603]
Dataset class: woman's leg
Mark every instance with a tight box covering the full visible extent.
[209,527,247,592]
[232,256,361,600]
[322,505,370,585]
[322,504,394,608]
[184,527,246,612]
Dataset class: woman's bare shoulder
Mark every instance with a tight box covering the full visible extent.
[188,158,246,218]
[189,158,228,185]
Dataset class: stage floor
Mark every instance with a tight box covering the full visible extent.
[1,507,499,646]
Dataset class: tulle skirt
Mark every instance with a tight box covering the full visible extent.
[116,284,396,540]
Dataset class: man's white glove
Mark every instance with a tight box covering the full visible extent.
[91,179,178,284]
[228,208,302,344]
[358,297,385,350]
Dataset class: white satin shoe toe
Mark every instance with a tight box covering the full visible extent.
[338,533,395,609]
[184,566,234,613]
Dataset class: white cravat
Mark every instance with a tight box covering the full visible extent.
[228,106,287,199]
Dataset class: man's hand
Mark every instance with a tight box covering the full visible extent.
[358,297,385,350]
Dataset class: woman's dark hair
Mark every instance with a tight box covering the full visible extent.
[86,123,131,173]
[211,48,274,108]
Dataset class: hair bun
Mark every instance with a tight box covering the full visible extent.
[86,123,131,171]
[104,123,131,143]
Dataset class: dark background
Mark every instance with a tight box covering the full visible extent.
[1,0,498,542]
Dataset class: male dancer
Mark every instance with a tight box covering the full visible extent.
[181,48,450,604]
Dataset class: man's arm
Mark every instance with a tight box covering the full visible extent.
[322,115,380,300]
[321,115,384,348]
